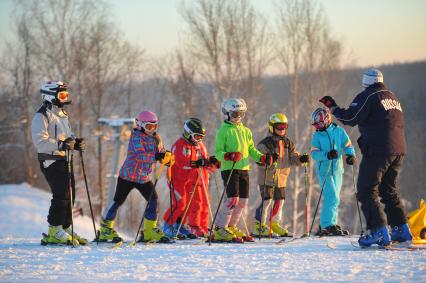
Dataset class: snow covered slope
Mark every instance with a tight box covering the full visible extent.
[0,184,425,282]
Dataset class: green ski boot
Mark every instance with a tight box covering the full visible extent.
[139,219,172,243]
[64,227,88,245]
[98,219,122,243]
[41,225,79,246]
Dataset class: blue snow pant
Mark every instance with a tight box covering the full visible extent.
[317,172,343,228]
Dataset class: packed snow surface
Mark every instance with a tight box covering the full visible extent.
[0,184,425,282]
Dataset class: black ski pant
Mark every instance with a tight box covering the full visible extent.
[356,154,407,231]
[221,169,249,198]
[40,160,75,228]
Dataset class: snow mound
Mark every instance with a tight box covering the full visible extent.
[0,184,425,282]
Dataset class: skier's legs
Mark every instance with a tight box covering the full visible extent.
[319,174,339,228]
[186,184,203,227]
[102,177,134,221]
[40,160,75,227]
[357,155,387,230]
[135,181,158,221]
[163,178,188,225]
[271,187,285,222]
[330,173,343,226]
[377,155,407,227]
[216,170,240,228]
[229,171,249,226]
[254,185,273,223]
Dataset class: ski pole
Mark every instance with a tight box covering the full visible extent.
[79,150,98,245]
[258,163,269,240]
[175,171,202,237]
[131,162,166,245]
[352,165,364,236]
[208,161,236,246]
[303,162,309,236]
[213,172,220,204]
[166,167,176,236]
[199,168,214,224]
[66,149,75,247]
[268,187,276,238]
[308,161,332,236]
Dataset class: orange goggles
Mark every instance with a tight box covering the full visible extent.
[143,122,158,131]
[57,91,69,102]
[192,133,205,142]
[274,123,288,130]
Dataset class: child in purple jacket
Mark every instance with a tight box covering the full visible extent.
[97,111,173,243]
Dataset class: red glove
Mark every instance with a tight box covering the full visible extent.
[319,96,337,108]
[260,154,274,167]
[224,152,242,162]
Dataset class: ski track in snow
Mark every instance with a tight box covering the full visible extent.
[1,184,425,282]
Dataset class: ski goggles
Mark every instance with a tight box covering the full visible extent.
[142,122,158,131]
[274,123,288,131]
[57,91,69,102]
[191,133,205,142]
[230,111,245,118]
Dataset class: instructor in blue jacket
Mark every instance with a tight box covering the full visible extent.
[319,68,412,247]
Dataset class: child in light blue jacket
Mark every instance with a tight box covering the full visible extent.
[310,107,356,236]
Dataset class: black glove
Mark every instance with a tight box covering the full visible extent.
[155,152,165,161]
[271,153,279,162]
[190,158,209,168]
[319,96,337,108]
[209,156,221,169]
[326,149,338,160]
[299,153,310,163]
[74,138,86,151]
[59,137,75,150]
[346,155,356,165]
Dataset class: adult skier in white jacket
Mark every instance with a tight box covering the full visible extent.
[32,81,87,246]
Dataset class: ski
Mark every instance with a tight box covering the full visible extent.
[350,241,424,251]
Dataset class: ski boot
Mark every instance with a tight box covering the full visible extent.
[251,221,272,237]
[228,225,254,242]
[358,226,391,247]
[139,219,173,243]
[64,226,88,245]
[98,219,123,243]
[391,223,413,244]
[317,225,349,236]
[189,225,207,238]
[41,225,79,246]
[176,223,197,239]
[271,221,289,237]
[211,226,243,243]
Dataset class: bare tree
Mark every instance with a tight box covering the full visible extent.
[274,0,343,235]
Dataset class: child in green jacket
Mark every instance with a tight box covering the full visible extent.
[213,98,273,242]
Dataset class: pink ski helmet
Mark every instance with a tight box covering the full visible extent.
[135,111,158,132]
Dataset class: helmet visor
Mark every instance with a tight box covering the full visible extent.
[57,91,69,102]
[143,122,158,131]
[274,123,288,131]
[230,111,245,118]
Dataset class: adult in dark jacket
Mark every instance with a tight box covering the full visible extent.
[319,68,412,247]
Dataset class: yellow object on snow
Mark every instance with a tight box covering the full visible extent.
[408,199,426,245]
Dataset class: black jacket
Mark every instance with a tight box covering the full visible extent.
[332,83,406,156]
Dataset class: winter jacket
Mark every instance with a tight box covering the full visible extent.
[310,123,355,176]
[31,103,74,161]
[215,120,263,171]
[170,137,210,184]
[257,135,302,187]
[119,129,161,184]
[332,83,406,156]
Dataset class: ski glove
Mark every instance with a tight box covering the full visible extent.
[209,156,221,169]
[59,137,75,150]
[326,149,339,160]
[319,96,337,108]
[299,153,310,163]
[346,155,356,165]
[224,152,242,162]
[155,150,174,166]
[190,158,209,168]
[260,153,274,167]
[74,138,86,151]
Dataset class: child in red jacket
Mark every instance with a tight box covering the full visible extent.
[163,118,220,238]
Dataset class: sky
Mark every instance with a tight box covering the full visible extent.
[0,0,425,68]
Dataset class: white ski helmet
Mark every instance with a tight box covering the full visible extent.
[362,68,383,88]
[221,98,247,116]
[40,81,71,105]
